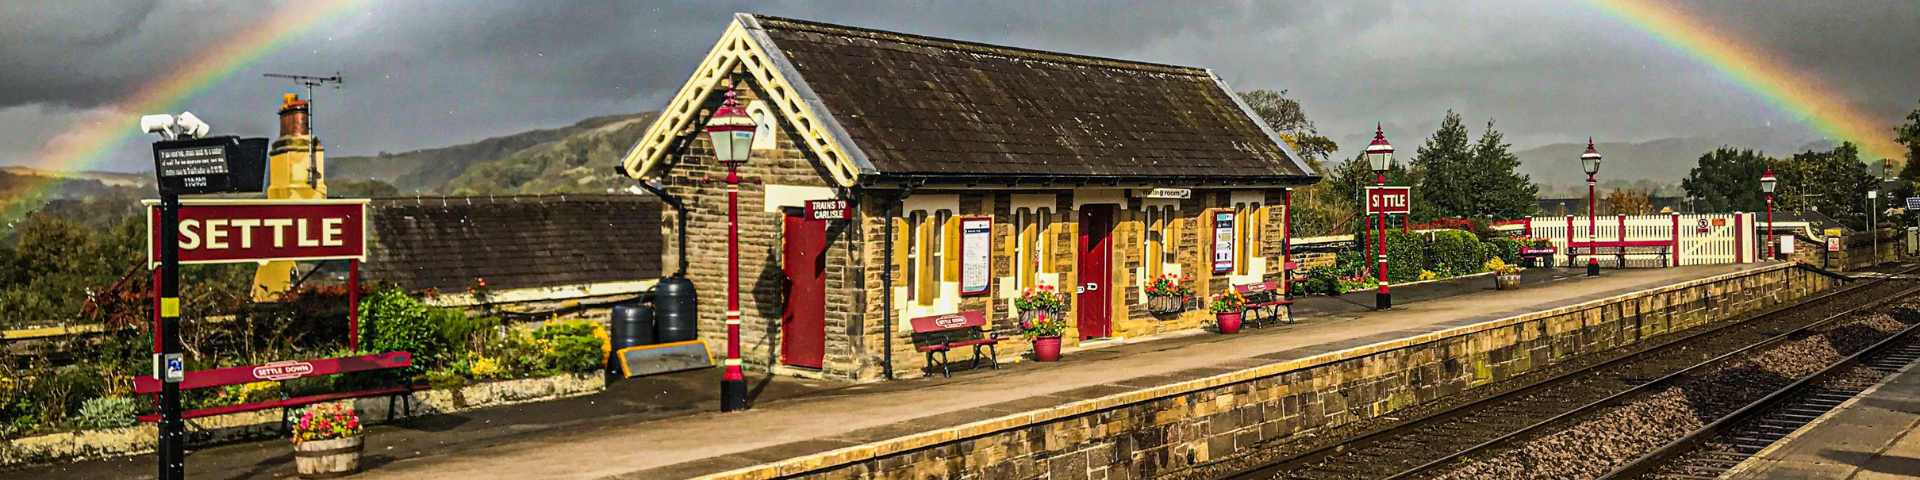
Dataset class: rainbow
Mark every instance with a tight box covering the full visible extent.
[1581,0,1904,162]
[6,0,369,218]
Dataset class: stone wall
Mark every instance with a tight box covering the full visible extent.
[710,264,1834,480]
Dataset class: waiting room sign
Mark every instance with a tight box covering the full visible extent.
[144,199,368,267]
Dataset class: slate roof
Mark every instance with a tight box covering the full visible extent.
[364,195,661,291]
[745,15,1316,182]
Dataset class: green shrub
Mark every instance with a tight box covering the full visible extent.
[1485,237,1522,265]
[1366,230,1427,283]
[533,320,608,374]
[1427,229,1486,276]
[1301,265,1345,296]
[359,285,450,366]
[74,397,139,430]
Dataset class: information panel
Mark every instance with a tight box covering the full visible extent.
[960,217,992,296]
[1213,210,1236,274]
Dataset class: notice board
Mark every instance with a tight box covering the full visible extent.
[1212,210,1236,273]
[960,217,992,295]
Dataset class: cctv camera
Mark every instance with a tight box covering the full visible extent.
[175,112,210,139]
[141,114,177,140]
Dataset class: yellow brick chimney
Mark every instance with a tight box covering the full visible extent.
[253,93,329,301]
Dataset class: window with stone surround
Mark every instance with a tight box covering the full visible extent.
[1232,202,1265,276]
[1013,207,1055,289]
[904,209,957,307]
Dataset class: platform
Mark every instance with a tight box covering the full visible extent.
[1725,348,1920,479]
[20,264,1779,480]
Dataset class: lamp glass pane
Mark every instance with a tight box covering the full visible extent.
[732,131,754,161]
[709,131,732,162]
[1368,152,1390,172]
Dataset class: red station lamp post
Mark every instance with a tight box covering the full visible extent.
[1582,139,1602,276]
[1366,125,1394,310]
[706,83,757,412]
[1761,169,1777,259]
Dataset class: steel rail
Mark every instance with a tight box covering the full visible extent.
[1596,315,1920,479]
[1217,270,1884,480]
[1376,280,1920,480]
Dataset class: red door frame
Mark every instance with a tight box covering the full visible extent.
[780,208,828,368]
[1077,205,1115,339]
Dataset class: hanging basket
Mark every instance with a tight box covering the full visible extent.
[1147,296,1186,314]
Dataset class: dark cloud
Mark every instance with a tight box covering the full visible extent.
[1,0,1916,172]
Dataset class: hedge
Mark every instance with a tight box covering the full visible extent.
[1427,229,1486,276]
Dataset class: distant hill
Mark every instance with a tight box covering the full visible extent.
[439,112,658,195]
[0,166,149,188]
[329,112,655,193]
[1515,127,1831,186]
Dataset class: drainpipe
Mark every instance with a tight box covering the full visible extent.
[881,184,916,380]
[629,172,690,277]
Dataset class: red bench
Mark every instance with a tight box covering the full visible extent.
[135,351,418,424]
[909,311,1001,378]
[1282,261,1311,298]
[1233,281,1296,327]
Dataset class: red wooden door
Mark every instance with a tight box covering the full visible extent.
[781,208,828,368]
[1077,205,1114,339]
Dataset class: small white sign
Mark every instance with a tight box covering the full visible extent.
[1779,237,1795,254]
[1137,188,1191,199]
[160,353,185,383]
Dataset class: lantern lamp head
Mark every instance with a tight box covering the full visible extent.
[1581,137,1602,176]
[1760,169,1777,194]
[705,87,757,164]
[1365,123,1393,173]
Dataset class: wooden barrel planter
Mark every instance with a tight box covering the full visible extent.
[1147,296,1185,314]
[294,436,363,479]
[1495,274,1523,290]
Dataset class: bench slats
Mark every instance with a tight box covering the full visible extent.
[136,385,419,422]
[135,352,413,394]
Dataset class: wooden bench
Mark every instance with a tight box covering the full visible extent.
[1233,281,1296,327]
[909,311,1001,378]
[135,351,418,425]
[1281,261,1311,300]
[1518,247,1557,268]
[1566,240,1673,268]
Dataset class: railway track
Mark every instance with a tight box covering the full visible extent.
[1220,267,1920,480]
[1602,321,1920,479]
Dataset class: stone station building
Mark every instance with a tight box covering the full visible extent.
[619,14,1321,381]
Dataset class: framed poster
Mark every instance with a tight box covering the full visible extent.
[959,217,993,296]
[1212,210,1236,274]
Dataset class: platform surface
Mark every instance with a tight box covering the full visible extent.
[19,264,1774,480]
[1726,351,1920,479]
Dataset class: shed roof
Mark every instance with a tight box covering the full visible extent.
[621,14,1319,186]
[365,195,661,291]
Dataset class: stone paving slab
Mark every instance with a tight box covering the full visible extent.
[1727,346,1920,479]
[19,264,1766,480]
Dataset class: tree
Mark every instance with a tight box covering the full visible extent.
[1241,89,1337,173]
[1605,189,1654,215]
[1461,120,1540,219]
[1680,147,1770,213]
[1776,143,1876,230]
[1896,100,1920,202]
[1412,111,1473,221]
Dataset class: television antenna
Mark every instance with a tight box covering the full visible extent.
[263,72,343,189]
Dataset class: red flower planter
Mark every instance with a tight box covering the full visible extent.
[1032,335,1063,362]
[1216,312,1243,334]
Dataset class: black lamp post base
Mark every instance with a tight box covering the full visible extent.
[721,378,749,412]
[1587,261,1600,277]
[1376,292,1391,310]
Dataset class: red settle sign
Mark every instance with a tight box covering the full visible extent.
[146,199,368,267]
[1367,186,1412,215]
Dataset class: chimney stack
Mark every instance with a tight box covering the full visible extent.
[278,93,310,137]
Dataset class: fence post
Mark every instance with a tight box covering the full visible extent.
[1670,212,1681,266]
[1567,215,1577,267]
[1734,213,1745,263]
[1617,214,1627,268]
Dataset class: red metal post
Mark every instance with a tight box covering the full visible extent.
[1588,174,1599,275]
[1766,196,1774,260]
[1618,214,1627,267]
[722,160,747,411]
[1283,189,1292,297]
[348,260,360,352]
[1376,172,1390,309]
[1735,213,1745,263]
[1567,215,1576,266]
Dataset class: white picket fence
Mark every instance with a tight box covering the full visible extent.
[1525,213,1757,267]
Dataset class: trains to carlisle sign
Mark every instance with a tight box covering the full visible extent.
[145,199,368,267]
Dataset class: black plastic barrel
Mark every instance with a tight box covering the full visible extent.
[610,303,655,351]
[654,275,699,343]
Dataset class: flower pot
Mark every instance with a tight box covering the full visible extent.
[294,435,363,479]
[1019,309,1062,323]
[1032,335,1063,362]
[1147,296,1185,314]
[1216,312,1243,334]
[1495,274,1523,290]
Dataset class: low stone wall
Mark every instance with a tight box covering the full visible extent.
[0,373,603,468]
[703,264,1835,480]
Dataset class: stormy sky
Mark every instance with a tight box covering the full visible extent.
[3,0,1917,174]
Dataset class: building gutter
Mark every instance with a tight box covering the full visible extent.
[859,173,1321,189]
[880,184,916,380]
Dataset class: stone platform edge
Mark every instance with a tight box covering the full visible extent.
[696,263,1801,480]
